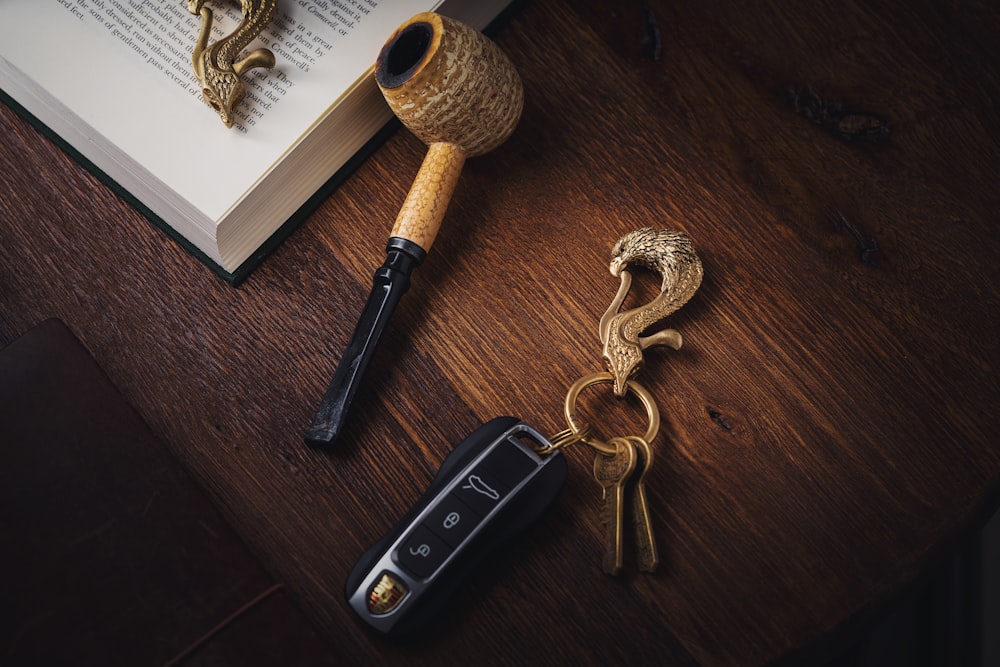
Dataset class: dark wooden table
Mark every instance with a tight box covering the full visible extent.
[2,1,997,664]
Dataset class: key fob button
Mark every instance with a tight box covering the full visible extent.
[478,437,539,488]
[453,470,507,516]
[396,525,450,578]
[453,439,537,515]
[425,494,480,548]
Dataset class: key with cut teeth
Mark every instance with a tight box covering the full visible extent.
[593,438,636,575]
[628,436,659,572]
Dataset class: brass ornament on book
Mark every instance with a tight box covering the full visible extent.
[187,0,277,127]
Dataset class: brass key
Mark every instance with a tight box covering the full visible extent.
[593,438,636,575]
[628,436,659,572]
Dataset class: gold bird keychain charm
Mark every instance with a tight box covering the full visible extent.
[540,227,703,575]
[601,228,704,396]
[187,0,277,127]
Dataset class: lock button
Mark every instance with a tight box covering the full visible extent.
[425,493,480,548]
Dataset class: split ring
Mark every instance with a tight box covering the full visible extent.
[563,371,660,449]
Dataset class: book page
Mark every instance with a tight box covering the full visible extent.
[49,2,374,134]
[0,0,442,221]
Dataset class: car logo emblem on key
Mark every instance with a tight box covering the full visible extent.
[367,572,409,615]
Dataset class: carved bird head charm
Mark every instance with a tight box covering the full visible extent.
[601,228,703,396]
[609,228,701,290]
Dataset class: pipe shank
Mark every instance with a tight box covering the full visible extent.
[390,142,466,251]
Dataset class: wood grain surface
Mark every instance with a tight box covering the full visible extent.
[1,1,997,665]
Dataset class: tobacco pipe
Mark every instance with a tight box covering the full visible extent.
[305,12,523,447]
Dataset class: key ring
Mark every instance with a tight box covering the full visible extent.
[539,423,593,455]
[563,371,660,453]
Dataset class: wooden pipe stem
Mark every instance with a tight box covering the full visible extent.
[391,142,467,251]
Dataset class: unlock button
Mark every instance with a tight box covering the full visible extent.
[425,494,480,548]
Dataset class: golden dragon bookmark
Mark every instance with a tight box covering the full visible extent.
[188,0,277,127]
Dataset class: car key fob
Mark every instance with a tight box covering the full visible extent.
[345,417,567,639]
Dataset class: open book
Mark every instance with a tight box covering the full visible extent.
[0,0,515,283]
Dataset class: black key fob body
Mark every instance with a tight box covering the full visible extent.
[345,417,567,638]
